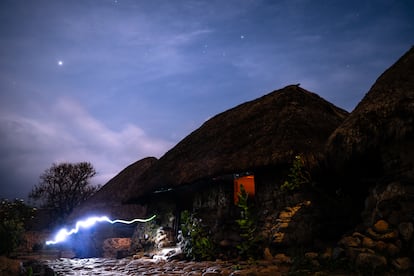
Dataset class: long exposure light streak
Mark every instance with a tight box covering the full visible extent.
[45,215,156,245]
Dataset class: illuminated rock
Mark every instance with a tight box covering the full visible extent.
[102,238,131,258]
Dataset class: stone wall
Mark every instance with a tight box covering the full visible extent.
[336,180,414,272]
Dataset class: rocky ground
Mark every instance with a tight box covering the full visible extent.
[4,252,412,276]
[41,257,285,276]
[4,251,346,276]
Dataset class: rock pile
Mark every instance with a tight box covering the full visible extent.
[338,218,412,272]
[155,227,175,249]
[262,200,315,247]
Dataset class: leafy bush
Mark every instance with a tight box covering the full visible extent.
[235,185,261,259]
[281,155,311,192]
[179,210,216,260]
[0,199,36,255]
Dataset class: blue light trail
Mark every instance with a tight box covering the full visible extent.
[45,215,156,245]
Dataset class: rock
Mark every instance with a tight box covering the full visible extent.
[152,246,182,261]
[273,232,285,243]
[166,250,185,261]
[352,231,365,239]
[116,250,130,259]
[133,252,145,259]
[345,247,375,261]
[392,257,412,271]
[355,253,387,269]
[373,220,390,233]
[263,247,273,261]
[102,238,131,258]
[155,227,175,249]
[332,247,345,260]
[398,222,414,241]
[278,211,292,220]
[1,256,23,276]
[386,243,400,257]
[362,236,376,248]
[278,222,289,229]
[311,259,320,268]
[219,239,231,247]
[366,228,398,240]
[339,235,360,247]
[274,253,292,264]
[202,272,220,276]
[375,240,387,252]
[320,247,332,261]
[256,266,280,276]
[305,252,318,260]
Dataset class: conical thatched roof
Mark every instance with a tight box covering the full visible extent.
[134,85,348,198]
[326,46,414,178]
[68,157,157,221]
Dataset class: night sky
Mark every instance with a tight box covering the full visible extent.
[0,0,413,200]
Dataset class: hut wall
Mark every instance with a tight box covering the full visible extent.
[191,179,235,225]
[254,166,321,247]
[254,166,290,211]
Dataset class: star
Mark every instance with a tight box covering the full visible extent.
[240,35,245,39]
[58,60,64,66]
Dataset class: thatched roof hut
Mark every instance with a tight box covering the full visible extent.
[68,157,157,221]
[326,46,414,180]
[131,85,348,200]
[65,85,349,255]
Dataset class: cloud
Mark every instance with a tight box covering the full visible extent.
[0,97,173,199]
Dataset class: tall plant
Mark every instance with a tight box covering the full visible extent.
[281,155,311,192]
[235,185,260,259]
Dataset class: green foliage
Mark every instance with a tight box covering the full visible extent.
[235,185,261,259]
[179,210,216,261]
[281,155,311,192]
[0,199,36,255]
[27,266,33,276]
[144,220,160,251]
[29,162,100,221]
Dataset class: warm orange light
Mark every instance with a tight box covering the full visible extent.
[234,175,255,204]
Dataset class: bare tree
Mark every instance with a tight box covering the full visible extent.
[29,162,100,221]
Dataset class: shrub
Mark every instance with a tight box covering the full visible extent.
[179,210,216,260]
[0,199,36,255]
[281,155,311,192]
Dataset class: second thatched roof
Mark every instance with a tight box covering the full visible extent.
[68,157,157,221]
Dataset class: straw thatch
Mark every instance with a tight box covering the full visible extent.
[135,85,348,197]
[68,157,157,221]
[326,46,414,178]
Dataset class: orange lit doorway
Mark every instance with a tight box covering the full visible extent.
[234,175,255,204]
